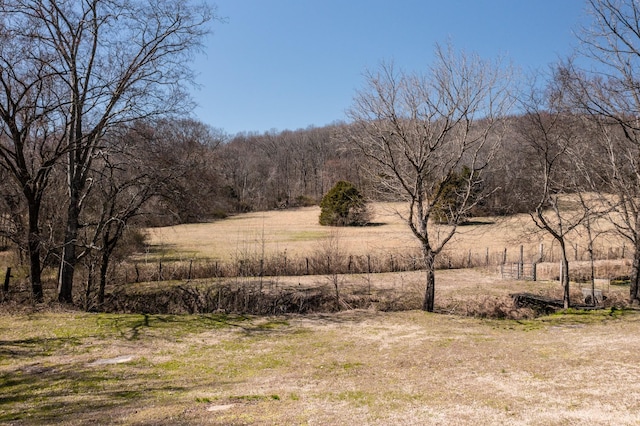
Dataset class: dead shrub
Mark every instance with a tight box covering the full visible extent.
[439,295,535,319]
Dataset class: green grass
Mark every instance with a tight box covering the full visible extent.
[3,308,640,424]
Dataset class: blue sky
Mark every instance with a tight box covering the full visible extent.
[191,1,588,135]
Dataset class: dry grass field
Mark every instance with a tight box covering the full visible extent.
[145,202,628,266]
[2,202,639,424]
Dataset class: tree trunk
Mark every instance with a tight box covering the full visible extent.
[58,195,80,304]
[84,262,94,312]
[630,238,640,305]
[98,249,110,306]
[559,242,570,309]
[27,200,43,302]
[422,247,436,312]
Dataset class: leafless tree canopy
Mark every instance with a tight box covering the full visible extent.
[0,0,214,302]
[343,44,512,311]
[558,0,640,304]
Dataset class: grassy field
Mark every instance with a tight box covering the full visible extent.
[2,203,638,424]
[144,202,627,266]
[2,298,640,425]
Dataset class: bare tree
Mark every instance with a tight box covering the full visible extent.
[344,45,511,311]
[0,6,70,300]
[564,0,640,304]
[147,118,226,224]
[80,119,222,307]
[0,0,214,303]
[517,74,588,309]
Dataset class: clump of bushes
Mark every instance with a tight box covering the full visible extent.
[319,181,371,226]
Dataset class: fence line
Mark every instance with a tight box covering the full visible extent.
[112,242,631,284]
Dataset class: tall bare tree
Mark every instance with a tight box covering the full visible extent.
[344,45,511,311]
[517,73,587,309]
[0,0,213,303]
[78,118,222,307]
[564,0,640,304]
[0,6,70,300]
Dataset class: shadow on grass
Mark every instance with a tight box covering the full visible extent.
[459,220,496,226]
[0,310,387,423]
[0,360,195,424]
[364,222,386,227]
[0,336,84,359]
[101,312,295,341]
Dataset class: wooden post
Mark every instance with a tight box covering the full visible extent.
[485,248,489,267]
[158,261,162,281]
[367,254,371,274]
[283,252,287,275]
[532,262,537,282]
[518,245,524,279]
[519,245,524,264]
[502,248,507,264]
[468,249,472,268]
[559,261,563,283]
[188,259,193,280]
[3,267,11,293]
[305,257,309,275]
[539,243,544,262]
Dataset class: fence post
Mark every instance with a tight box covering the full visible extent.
[283,252,287,276]
[188,259,193,280]
[539,243,544,262]
[503,248,507,264]
[559,261,563,283]
[532,262,537,282]
[485,248,489,267]
[367,254,371,274]
[518,245,524,279]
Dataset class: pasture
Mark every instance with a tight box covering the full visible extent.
[2,304,640,425]
[2,202,639,424]
[144,202,627,267]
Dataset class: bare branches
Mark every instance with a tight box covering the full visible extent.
[344,44,512,311]
[0,0,214,302]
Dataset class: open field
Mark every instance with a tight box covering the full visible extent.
[2,291,640,425]
[144,202,628,266]
[2,203,639,424]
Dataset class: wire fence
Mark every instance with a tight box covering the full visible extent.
[112,241,631,284]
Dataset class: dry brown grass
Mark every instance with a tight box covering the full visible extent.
[144,202,629,267]
[3,202,638,423]
[2,298,640,425]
